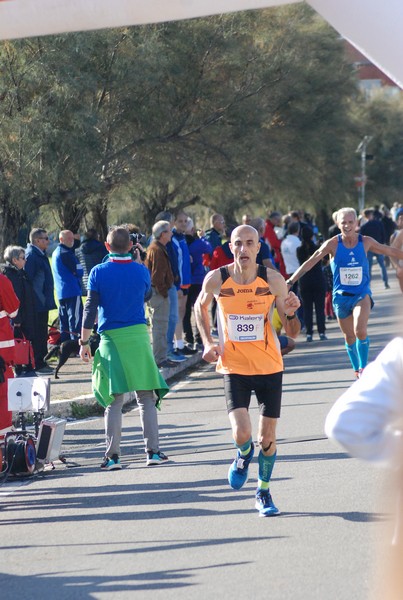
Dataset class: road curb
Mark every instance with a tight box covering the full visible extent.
[48,351,203,419]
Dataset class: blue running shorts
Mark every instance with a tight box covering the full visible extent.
[333,291,374,320]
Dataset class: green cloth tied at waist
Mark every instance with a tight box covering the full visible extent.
[92,324,169,408]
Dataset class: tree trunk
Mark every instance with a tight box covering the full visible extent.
[55,192,87,234]
[0,192,24,257]
[90,195,109,241]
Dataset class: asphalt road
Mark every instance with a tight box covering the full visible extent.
[1,271,402,600]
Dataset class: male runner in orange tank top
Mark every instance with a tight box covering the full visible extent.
[195,225,300,516]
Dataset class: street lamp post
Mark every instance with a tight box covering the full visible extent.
[355,135,372,214]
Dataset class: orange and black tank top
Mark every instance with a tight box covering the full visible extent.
[216,265,283,376]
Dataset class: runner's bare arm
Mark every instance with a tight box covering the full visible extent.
[194,269,223,363]
[364,235,403,262]
[285,238,337,286]
[266,269,301,337]
[390,230,403,269]
[278,293,301,337]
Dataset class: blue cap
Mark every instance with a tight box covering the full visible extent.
[396,208,403,220]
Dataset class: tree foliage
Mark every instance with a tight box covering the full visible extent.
[351,95,403,206]
[0,4,400,252]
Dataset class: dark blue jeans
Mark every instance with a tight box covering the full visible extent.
[367,252,388,285]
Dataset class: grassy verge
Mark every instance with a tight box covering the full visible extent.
[70,401,104,420]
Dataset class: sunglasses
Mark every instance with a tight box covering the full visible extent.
[38,237,49,240]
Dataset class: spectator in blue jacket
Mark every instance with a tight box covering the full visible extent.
[171,211,196,359]
[25,228,57,373]
[183,219,212,349]
[205,214,225,250]
[52,230,84,342]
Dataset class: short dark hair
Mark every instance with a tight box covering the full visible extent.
[288,222,300,236]
[29,228,47,243]
[106,226,130,253]
[301,226,314,243]
[155,211,173,223]
[84,228,99,240]
[122,223,140,235]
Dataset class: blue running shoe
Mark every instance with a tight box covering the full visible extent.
[255,489,280,517]
[101,454,122,471]
[147,451,169,466]
[168,351,187,363]
[228,442,254,490]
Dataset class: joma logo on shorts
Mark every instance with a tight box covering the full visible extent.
[237,289,252,293]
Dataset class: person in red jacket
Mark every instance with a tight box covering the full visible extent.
[209,241,233,271]
[0,273,20,432]
[264,211,286,277]
[208,224,237,271]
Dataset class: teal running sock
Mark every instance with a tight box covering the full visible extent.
[356,337,370,369]
[236,438,252,456]
[345,342,360,371]
[258,450,277,490]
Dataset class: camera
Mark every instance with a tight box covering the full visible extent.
[129,232,147,261]
[129,232,145,245]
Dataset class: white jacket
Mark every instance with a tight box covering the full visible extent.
[325,337,403,466]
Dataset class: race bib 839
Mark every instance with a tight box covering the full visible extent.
[227,313,265,342]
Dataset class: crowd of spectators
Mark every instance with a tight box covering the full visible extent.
[1,202,403,434]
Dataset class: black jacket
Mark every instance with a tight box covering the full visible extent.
[1,263,37,340]
[296,242,326,290]
[360,219,385,244]
[75,239,108,294]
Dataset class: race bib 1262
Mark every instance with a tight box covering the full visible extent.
[340,266,363,286]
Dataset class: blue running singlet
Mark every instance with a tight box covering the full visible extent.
[331,234,371,298]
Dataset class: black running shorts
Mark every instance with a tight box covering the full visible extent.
[223,371,283,419]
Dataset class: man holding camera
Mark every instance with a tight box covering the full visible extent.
[80,226,169,470]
